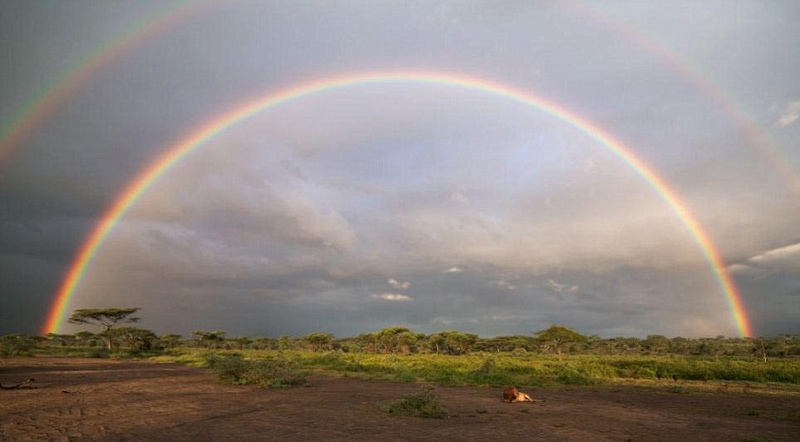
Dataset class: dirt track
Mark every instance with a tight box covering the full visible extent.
[2,358,799,442]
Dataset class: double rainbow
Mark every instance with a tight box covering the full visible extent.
[41,72,753,336]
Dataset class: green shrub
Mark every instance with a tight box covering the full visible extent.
[381,386,448,418]
[0,334,36,357]
[556,365,594,385]
[207,353,307,387]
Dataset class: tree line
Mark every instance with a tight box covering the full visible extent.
[2,307,799,360]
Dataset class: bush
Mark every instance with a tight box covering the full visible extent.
[473,357,496,375]
[556,365,594,385]
[381,385,448,418]
[0,334,36,357]
[207,353,250,382]
[206,353,307,387]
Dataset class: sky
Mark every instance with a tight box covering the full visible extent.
[1,0,799,339]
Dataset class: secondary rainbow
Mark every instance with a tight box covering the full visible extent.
[0,0,214,167]
[3,0,795,203]
[41,72,753,337]
[567,1,800,196]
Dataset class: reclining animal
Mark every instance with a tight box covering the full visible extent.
[503,386,538,403]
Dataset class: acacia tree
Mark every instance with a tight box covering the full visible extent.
[304,332,333,352]
[67,308,141,350]
[192,330,227,349]
[377,327,412,353]
[535,325,588,361]
[111,327,158,351]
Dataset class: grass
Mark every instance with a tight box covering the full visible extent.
[27,346,800,393]
[145,349,800,392]
[380,385,448,418]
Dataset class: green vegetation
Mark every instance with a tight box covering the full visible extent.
[535,325,588,361]
[145,349,800,388]
[67,308,141,350]
[206,353,306,387]
[381,385,448,418]
[3,308,800,391]
[0,334,37,357]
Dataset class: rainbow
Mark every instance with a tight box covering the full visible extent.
[0,0,214,166]
[3,0,795,203]
[41,72,753,337]
[568,1,800,196]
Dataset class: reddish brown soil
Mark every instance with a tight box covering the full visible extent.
[2,358,799,442]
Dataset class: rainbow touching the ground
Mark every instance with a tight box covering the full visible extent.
[0,0,214,166]
[41,72,754,337]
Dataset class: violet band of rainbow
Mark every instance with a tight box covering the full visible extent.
[41,72,753,337]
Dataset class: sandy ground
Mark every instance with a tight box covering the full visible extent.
[1,358,799,442]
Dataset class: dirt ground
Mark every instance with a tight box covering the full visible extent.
[1,358,799,442]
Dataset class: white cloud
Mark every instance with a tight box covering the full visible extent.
[388,278,411,289]
[776,100,800,127]
[443,267,463,273]
[735,242,800,273]
[727,263,773,280]
[546,279,579,293]
[493,280,516,290]
[370,293,413,301]
[450,191,470,204]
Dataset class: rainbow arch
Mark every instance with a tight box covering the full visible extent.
[41,71,753,337]
[0,0,214,167]
[2,0,794,204]
[568,1,800,195]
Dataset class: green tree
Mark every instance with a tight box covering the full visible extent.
[304,332,333,352]
[277,335,297,350]
[67,308,141,350]
[427,332,446,354]
[377,327,412,353]
[112,327,158,351]
[159,334,182,349]
[0,334,37,357]
[74,331,97,347]
[643,335,670,355]
[535,325,588,361]
[192,330,226,348]
[444,331,478,355]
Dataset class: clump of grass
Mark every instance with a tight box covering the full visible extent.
[381,385,448,418]
[207,353,306,388]
[664,385,686,394]
[556,364,594,385]
[473,357,496,375]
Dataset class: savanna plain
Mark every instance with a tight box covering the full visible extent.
[2,328,800,442]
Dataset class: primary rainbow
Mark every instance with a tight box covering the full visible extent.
[41,71,753,337]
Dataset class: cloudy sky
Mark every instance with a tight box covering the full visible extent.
[1,0,799,338]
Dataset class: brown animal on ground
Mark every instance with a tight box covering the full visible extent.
[503,386,539,403]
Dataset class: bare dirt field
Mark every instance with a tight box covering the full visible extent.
[2,358,799,442]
